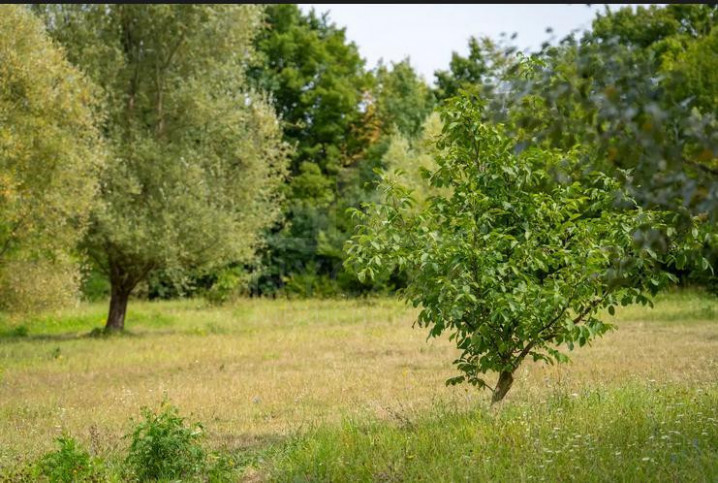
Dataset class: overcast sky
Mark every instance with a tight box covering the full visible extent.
[298,4,644,84]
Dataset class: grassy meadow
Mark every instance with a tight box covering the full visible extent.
[0,291,716,481]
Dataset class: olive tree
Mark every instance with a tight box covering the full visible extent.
[345,96,707,403]
[0,5,103,312]
[36,5,289,330]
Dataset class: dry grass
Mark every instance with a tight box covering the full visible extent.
[0,291,716,471]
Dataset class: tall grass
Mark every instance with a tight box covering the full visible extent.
[267,383,718,482]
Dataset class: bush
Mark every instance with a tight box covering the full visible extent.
[203,266,249,305]
[281,271,342,299]
[125,401,205,481]
[37,435,98,483]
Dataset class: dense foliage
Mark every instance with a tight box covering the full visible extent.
[0,3,714,317]
[0,5,103,313]
[505,5,718,220]
[246,5,437,296]
[499,4,718,292]
[35,5,289,329]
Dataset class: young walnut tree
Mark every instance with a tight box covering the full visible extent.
[345,96,707,403]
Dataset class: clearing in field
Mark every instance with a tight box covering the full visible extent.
[1,291,717,481]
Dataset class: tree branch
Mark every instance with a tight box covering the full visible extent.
[511,295,604,367]
[540,296,604,342]
[571,297,603,325]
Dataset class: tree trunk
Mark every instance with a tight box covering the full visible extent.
[491,370,514,404]
[105,259,138,332]
[105,284,131,332]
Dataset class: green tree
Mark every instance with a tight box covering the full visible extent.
[308,59,439,295]
[433,36,515,102]
[591,4,717,54]
[346,96,706,402]
[0,5,102,312]
[36,5,289,330]
[480,6,718,299]
[502,5,718,221]
[373,58,435,138]
[248,4,372,294]
[250,4,370,178]
[381,112,443,207]
[434,37,490,101]
[664,25,718,119]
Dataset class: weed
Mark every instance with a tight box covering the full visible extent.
[205,451,240,483]
[124,400,205,481]
[11,325,29,337]
[37,435,98,483]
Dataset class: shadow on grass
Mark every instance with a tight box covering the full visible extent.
[0,310,178,343]
[215,431,288,453]
[0,327,183,343]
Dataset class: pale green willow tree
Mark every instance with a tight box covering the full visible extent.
[0,5,103,312]
[36,5,289,330]
[381,112,444,209]
[345,96,707,403]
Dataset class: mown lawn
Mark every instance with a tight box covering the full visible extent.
[0,290,716,481]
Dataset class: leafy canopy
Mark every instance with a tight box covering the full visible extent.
[500,5,718,222]
[247,4,375,295]
[249,4,371,178]
[36,5,289,328]
[373,58,435,139]
[346,95,706,401]
[0,5,103,312]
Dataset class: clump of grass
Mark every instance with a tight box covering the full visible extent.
[0,324,29,338]
[267,383,718,482]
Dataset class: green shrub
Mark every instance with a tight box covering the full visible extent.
[11,325,29,337]
[124,401,205,481]
[203,266,248,305]
[281,272,342,299]
[37,435,97,483]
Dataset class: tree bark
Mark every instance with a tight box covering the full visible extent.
[105,259,138,332]
[491,370,514,404]
[105,284,131,332]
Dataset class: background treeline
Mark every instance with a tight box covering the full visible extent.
[1,5,716,324]
[155,3,718,299]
